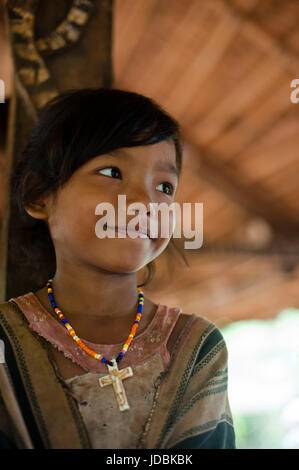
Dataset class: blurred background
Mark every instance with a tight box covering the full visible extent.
[1,0,299,448]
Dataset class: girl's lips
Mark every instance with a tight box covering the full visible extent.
[106,225,153,239]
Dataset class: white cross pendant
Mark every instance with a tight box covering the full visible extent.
[99,359,133,412]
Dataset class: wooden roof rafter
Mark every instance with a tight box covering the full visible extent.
[211,90,297,163]
[221,0,299,73]
[182,136,299,241]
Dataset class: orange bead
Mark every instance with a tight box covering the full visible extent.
[49,279,144,365]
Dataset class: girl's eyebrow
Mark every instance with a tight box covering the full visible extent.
[106,149,179,179]
[154,161,179,179]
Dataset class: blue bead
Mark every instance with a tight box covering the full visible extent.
[62,318,68,324]
[101,357,107,363]
[48,293,54,300]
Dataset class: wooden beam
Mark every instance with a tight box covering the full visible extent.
[182,135,299,240]
[184,241,299,258]
[220,0,299,74]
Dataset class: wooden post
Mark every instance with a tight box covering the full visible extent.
[0,0,114,301]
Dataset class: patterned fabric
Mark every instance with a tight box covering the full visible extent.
[137,316,236,449]
[0,295,236,449]
[8,292,182,373]
[7,292,183,449]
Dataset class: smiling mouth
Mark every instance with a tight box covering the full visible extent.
[106,225,156,240]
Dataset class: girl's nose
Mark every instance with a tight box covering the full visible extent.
[129,203,155,218]
[132,207,150,216]
[127,196,154,217]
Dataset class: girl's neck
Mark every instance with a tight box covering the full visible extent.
[33,269,158,344]
[47,271,142,320]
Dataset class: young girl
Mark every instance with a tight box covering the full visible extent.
[0,88,235,449]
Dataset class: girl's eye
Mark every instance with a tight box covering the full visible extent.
[97,168,174,195]
[156,182,174,196]
[98,167,121,179]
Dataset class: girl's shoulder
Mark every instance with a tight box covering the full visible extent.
[170,310,223,343]
[166,312,190,357]
[0,298,24,320]
[169,310,227,364]
[0,299,32,349]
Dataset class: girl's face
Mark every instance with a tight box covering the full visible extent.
[35,140,179,276]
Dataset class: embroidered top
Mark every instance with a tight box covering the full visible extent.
[9,292,183,449]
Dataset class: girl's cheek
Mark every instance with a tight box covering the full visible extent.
[169,212,176,238]
[159,212,175,239]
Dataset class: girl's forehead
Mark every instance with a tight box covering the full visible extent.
[108,141,176,158]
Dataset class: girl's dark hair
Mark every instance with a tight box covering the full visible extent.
[11,87,187,289]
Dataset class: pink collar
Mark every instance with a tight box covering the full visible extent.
[9,292,182,374]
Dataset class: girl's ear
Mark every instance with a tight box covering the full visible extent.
[24,198,49,220]
[21,171,53,220]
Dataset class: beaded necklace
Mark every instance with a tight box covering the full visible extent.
[46,279,144,411]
